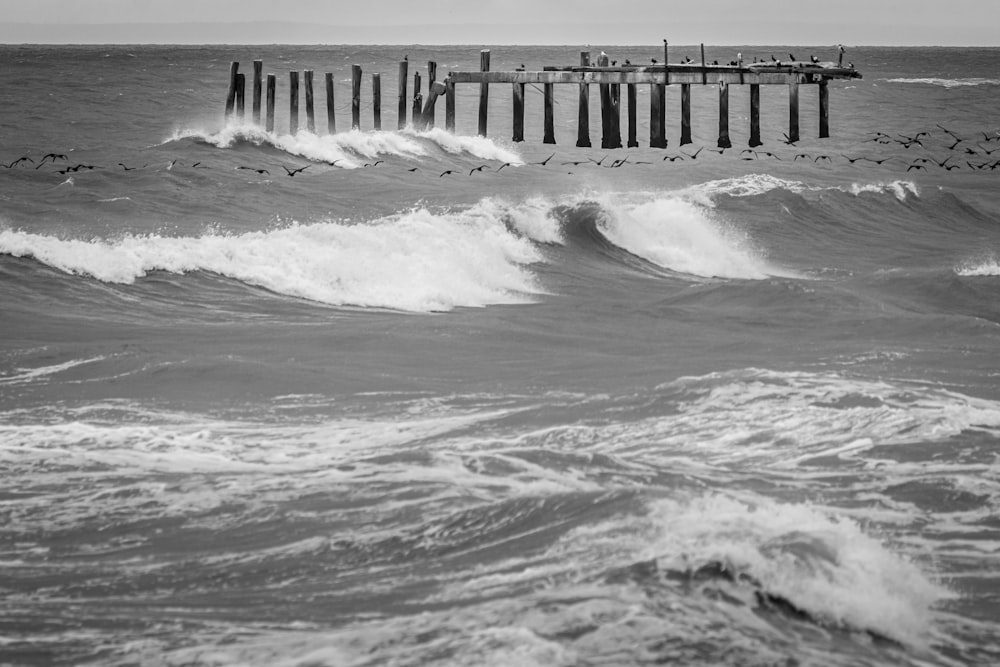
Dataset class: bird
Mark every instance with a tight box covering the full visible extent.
[842,155,865,164]
[118,162,138,170]
[943,164,960,171]
[406,167,419,172]
[167,159,178,170]
[906,164,926,171]
[496,162,512,172]
[788,53,797,62]
[651,58,658,64]
[4,156,34,168]
[531,153,555,166]
[663,154,684,162]
[191,162,208,168]
[439,169,458,177]
[947,138,964,150]
[363,160,384,168]
[936,123,961,139]
[863,157,893,165]
[793,153,811,160]
[469,165,489,175]
[237,166,269,175]
[781,132,798,146]
[810,55,820,63]
[754,150,781,160]
[35,153,68,168]
[681,147,704,159]
[607,156,629,168]
[561,160,591,166]
[588,155,608,166]
[323,159,342,167]
[282,165,309,177]
[814,155,832,162]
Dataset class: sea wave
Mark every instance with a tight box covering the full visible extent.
[956,256,1000,276]
[884,77,1000,88]
[0,199,546,312]
[167,122,524,168]
[677,174,918,204]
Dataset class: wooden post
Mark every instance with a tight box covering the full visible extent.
[749,83,761,147]
[819,79,829,138]
[225,61,239,119]
[397,59,408,129]
[289,71,299,134]
[788,79,800,143]
[420,81,446,127]
[718,81,731,149]
[627,83,638,147]
[598,52,612,148]
[650,82,666,148]
[577,50,591,148]
[680,83,692,145]
[512,82,525,142]
[412,71,422,128]
[478,49,490,136]
[701,43,707,85]
[543,82,555,144]
[373,73,382,130]
[352,64,362,130]
[610,83,622,149]
[445,76,455,132]
[325,72,336,134]
[252,60,263,125]
[266,73,275,133]
[305,70,315,132]
[235,73,245,120]
[426,61,437,129]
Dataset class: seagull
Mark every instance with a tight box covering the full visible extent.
[439,169,458,177]
[469,165,489,175]
[237,166,270,175]
[531,153,555,166]
[4,156,34,168]
[282,165,309,177]
[681,147,704,159]
[496,162,512,171]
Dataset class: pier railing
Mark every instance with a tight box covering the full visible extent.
[223,43,862,149]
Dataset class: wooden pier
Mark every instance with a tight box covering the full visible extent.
[223,43,861,149]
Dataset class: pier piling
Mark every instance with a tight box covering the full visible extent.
[412,71,422,127]
[478,50,490,137]
[289,71,299,134]
[235,73,245,120]
[627,83,638,148]
[749,83,761,147]
[252,60,263,124]
[577,51,591,148]
[373,73,382,130]
[305,70,315,132]
[513,80,525,142]
[717,80,731,149]
[788,80,800,143]
[398,59,408,129]
[680,83,692,145]
[445,76,455,132]
[325,72,336,133]
[543,82,556,144]
[352,65,362,130]
[265,73,275,132]
[426,62,437,129]
[819,79,829,138]
[225,62,239,119]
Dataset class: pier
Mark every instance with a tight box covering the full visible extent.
[223,43,862,149]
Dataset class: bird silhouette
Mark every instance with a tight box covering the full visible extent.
[842,154,865,164]
[663,154,684,162]
[681,147,704,159]
[237,166,270,175]
[282,165,309,177]
[496,163,512,172]
[4,156,34,168]
[906,164,926,171]
[469,165,489,175]
[363,160,384,168]
[531,153,555,166]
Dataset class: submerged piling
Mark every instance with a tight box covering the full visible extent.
[235,73,245,120]
[478,50,490,136]
[325,72,336,133]
[252,60,263,125]
[289,71,299,134]
[398,59,408,129]
[373,73,382,130]
[426,61,437,129]
[225,62,239,119]
[266,73,275,132]
[305,70,315,132]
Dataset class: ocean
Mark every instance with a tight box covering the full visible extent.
[1,43,999,666]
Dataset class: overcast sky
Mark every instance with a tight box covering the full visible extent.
[0,0,994,45]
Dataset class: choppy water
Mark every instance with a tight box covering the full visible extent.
[2,44,1000,666]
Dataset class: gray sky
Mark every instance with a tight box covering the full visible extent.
[0,0,994,45]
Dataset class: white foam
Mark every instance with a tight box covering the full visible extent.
[677,174,918,205]
[643,493,950,646]
[956,256,1000,276]
[403,127,525,165]
[884,77,1000,88]
[0,201,545,312]
[593,194,784,279]
[847,180,919,201]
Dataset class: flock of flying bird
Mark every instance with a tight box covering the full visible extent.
[4,124,1000,179]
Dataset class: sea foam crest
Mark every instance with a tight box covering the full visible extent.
[884,77,1000,88]
[593,193,786,279]
[169,122,523,168]
[956,256,1000,276]
[0,200,546,312]
[645,493,949,647]
[677,174,918,205]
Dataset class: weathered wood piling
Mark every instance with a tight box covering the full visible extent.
[221,46,860,147]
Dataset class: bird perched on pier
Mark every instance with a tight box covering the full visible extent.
[624,59,631,66]
[788,53,797,62]
[651,58,658,64]
[810,55,820,63]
